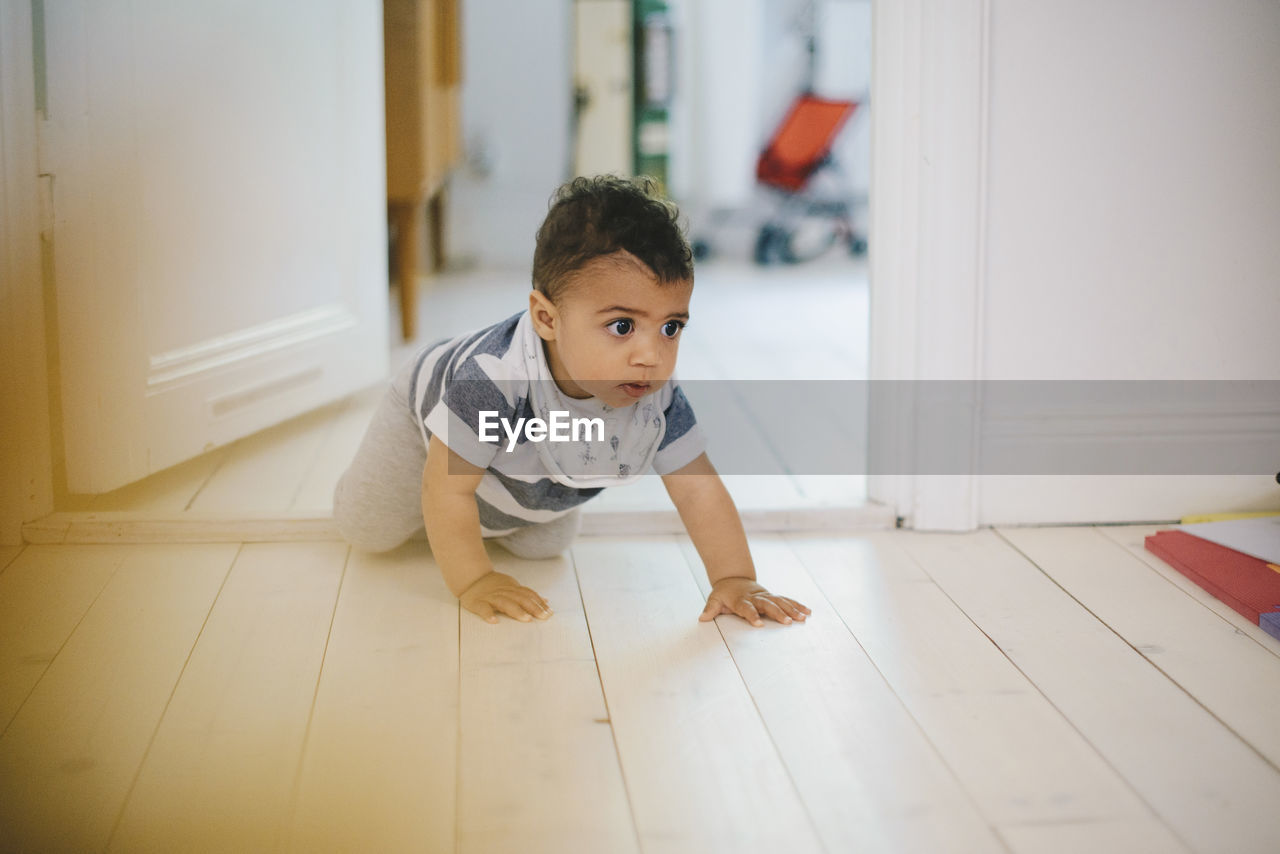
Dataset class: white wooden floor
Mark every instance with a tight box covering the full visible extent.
[2,525,1279,853]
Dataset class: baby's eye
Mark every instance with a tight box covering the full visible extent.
[606,319,634,337]
[661,320,685,339]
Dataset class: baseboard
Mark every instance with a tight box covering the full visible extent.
[24,503,896,545]
[974,395,1280,525]
[22,513,345,545]
[978,475,1280,527]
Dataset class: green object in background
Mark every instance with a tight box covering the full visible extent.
[633,0,672,188]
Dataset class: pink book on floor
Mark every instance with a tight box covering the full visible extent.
[1146,530,1280,625]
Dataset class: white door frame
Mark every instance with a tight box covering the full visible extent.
[1,1,55,544]
[867,0,990,530]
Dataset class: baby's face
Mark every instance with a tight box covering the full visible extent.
[530,250,692,409]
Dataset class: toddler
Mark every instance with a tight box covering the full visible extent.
[334,175,809,627]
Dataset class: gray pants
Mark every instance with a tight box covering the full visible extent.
[332,359,580,559]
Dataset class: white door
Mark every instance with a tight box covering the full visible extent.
[573,0,632,177]
[41,0,389,493]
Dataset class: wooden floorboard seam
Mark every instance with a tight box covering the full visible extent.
[1086,526,1280,659]
[686,553,831,850]
[1094,525,1280,660]
[453,585,463,854]
[0,545,24,575]
[997,527,1280,779]
[180,451,226,513]
[568,546,646,854]
[893,535,1193,851]
[775,534,1012,851]
[102,545,239,850]
[0,548,128,742]
[285,544,353,842]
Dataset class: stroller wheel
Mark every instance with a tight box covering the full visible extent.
[777,220,839,264]
[754,225,786,265]
[692,239,712,262]
[849,236,868,256]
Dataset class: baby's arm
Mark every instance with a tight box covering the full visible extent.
[422,435,552,623]
[661,453,810,627]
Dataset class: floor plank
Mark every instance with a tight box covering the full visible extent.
[681,536,1004,854]
[1095,524,1280,657]
[1000,526,1280,771]
[457,547,637,854]
[0,545,123,732]
[572,536,822,853]
[998,818,1196,854]
[0,544,23,573]
[187,401,349,514]
[108,542,347,852]
[787,535,1185,851]
[7,524,1280,853]
[288,542,458,852]
[0,544,235,852]
[898,530,1280,854]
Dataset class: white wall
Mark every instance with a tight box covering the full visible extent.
[870,0,1280,528]
[979,0,1280,524]
[982,1,1280,382]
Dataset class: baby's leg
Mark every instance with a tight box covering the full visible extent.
[492,508,582,560]
[332,365,426,552]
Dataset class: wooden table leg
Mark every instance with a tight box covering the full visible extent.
[428,189,446,272]
[392,200,420,341]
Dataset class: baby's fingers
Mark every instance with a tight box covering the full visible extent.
[492,591,553,623]
[784,597,812,616]
[732,598,765,628]
[773,596,810,622]
[465,599,500,624]
[756,597,798,625]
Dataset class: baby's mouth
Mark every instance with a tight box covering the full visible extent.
[618,381,652,399]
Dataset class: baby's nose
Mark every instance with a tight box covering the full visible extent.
[629,340,659,366]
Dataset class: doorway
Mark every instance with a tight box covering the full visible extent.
[436,0,877,522]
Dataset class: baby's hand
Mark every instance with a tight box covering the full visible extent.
[699,577,810,627]
[460,571,553,624]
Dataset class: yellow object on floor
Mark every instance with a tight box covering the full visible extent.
[1179,511,1280,524]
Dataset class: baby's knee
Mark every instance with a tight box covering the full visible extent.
[332,482,412,554]
[492,511,581,560]
[493,535,570,561]
[333,513,407,554]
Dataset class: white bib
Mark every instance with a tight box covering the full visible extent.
[518,312,665,488]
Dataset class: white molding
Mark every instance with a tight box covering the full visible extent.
[868,0,991,530]
[980,406,1280,478]
[22,506,897,545]
[21,513,344,545]
[148,304,358,389]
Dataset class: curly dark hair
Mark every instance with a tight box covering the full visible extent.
[532,175,693,302]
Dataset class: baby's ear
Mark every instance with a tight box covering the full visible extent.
[527,289,559,340]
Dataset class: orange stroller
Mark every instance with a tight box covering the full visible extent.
[752,92,865,264]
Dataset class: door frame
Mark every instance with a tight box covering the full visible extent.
[867,0,990,530]
[1,1,55,544]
